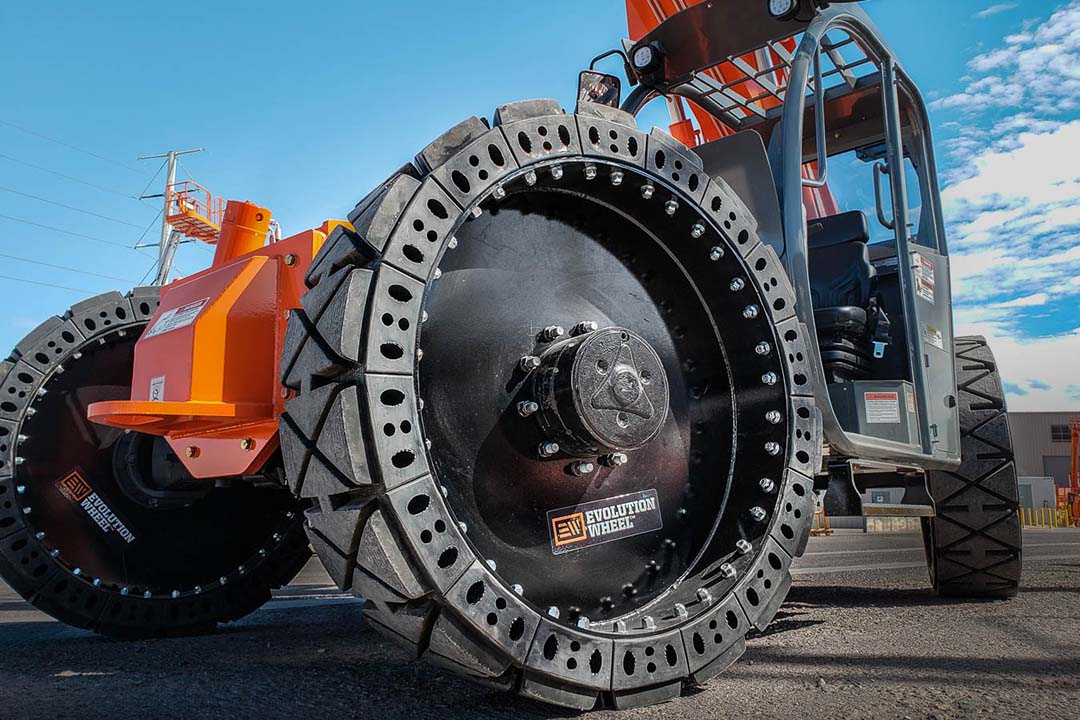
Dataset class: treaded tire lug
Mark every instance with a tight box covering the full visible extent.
[924,336,1022,598]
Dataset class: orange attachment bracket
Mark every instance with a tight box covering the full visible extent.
[88,199,344,478]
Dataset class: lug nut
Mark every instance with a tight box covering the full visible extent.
[696,588,712,603]
[709,246,725,261]
[691,222,706,239]
[517,400,539,417]
[573,320,598,335]
[750,506,767,522]
[730,277,745,291]
[584,164,597,180]
[743,305,759,319]
[674,603,688,618]
[524,170,537,186]
[610,170,624,186]
[601,452,628,467]
[570,461,595,477]
[761,372,778,386]
[512,583,524,595]
[538,441,560,458]
[240,437,255,452]
[765,441,781,456]
[447,237,458,249]
[547,606,560,618]
[755,341,772,356]
[493,185,507,200]
[766,410,783,424]
[664,200,679,216]
[541,325,565,341]
[760,477,776,493]
[720,563,736,579]
[576,616,590,629]
[641,184,655,199]
[736,539,753,554]
[519,355,541,372]
[550,165,564,180]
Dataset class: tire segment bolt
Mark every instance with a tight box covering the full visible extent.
[493,185,506,200]
[736,539,753,554]
[35,531,44,540]
[512,584,524,595]
[760,477,776,493]
[144,591,152,599]
[538,441,560,458]
[172,590,180,599]
[610,170,624,186]
[16,485,25,494]
[755,341,772,356]
[750,506,767,522]
[730,277,745,291]
[570,461,595,477]
[664,200,679,216]
[121,587,129,596]
[709,246,725,261]
[547,606,560,618]
[447,237,458,249]
[584,164,597,180]
[524,170,537,186]
[765,441,781,456]
[691,222,706,239]
[576,617,590,629]
[550,165,563,180]
[720,563,736,579]
[766,410,783,424]
[517,400,539,417]
[541,325,565,341]
[519,355,541,372]
[761,372,778,386]
[73,568,81,576]
[641,184,655,199]
[743,305,759,319]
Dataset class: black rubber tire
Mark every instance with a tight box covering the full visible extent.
[279,99,823,709]
[0,288,311,637]
[924,336,1022,598]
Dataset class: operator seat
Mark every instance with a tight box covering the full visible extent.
[807,210,889,382]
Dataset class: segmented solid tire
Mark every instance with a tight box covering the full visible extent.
[279,99,823,709]
[0,288,311,637]
[924,336,1022,598]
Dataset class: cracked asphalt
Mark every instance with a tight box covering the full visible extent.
[2,528,1078,719]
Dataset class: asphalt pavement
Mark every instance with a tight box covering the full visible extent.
[2,528,1078,719]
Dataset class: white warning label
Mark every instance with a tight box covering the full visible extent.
[144,297,209,339]
[922,324,945,351]
[149,375,166,402]
[864,391,901,424]
[913,253,935,304]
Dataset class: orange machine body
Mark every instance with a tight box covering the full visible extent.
[87,198,345,478]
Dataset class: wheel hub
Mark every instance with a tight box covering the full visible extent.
[533,327,668,456]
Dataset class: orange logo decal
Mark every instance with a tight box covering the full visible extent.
[58,471,92,502]
[551,512,588,547]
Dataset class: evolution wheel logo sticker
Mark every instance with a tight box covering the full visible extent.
[56,470,136,544]
[548,489,662,554]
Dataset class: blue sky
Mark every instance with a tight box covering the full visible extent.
[0,0,1076,409]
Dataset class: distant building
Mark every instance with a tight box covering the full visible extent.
[1010,412,1077,489]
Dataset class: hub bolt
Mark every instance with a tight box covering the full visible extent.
[755,341,772,356]
[240,438,255,452]
[550,165,564,180]
[493,185,507,200]
[691,222,706,239]
[766,410,783,424]
[284,253,298,267]
[584,164,597,180]
[765,441,782,456]
[760,477,776,493]
[573,320,598,335]
[538,441,560,458]
[185,446,201,459]
[576,617,590,629]
[610,170,624,186]
[601,452,628,467]
[750,506,767,522]
[664,200,679,216]
[16,485,25,494]
[720,563,736,579]
[743,305,759,319]
[709,246,725,261]
[512,584,524,595]
[761,372,778,386]
[447,237,458,249]
[524,170,538,186]
[540,325,565,341]
[641,184,655,199]
[696,588,712,603]
[570,461,595,477]
[517,400,540,417]
[729,277,745,291]
[547,606,560,618]
[674,603,688,618]
[736,539,753,554]
[519,355,542,372]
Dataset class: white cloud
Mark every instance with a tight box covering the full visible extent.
[954,328,1080,411]
[994,292,1049,307]
[976,3,1018,18]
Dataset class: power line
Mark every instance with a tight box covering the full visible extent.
[0,212,150,249]
[136,159,167,202]
[0,252,137,283]
[0,273,93,294]
[0,118,143,174]
[0,152,153,204]
[0,185,143,228]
